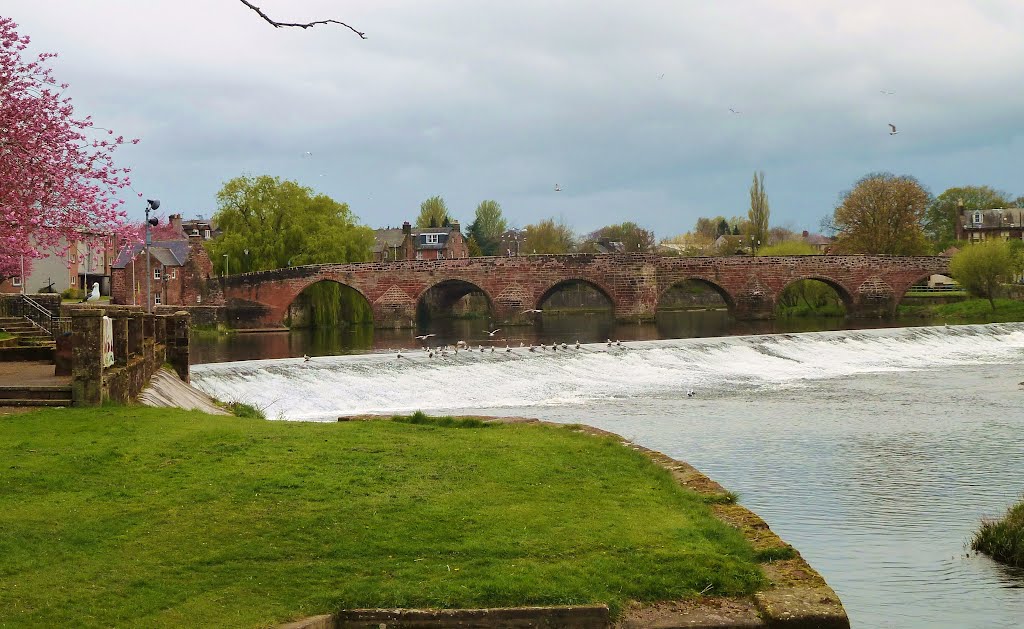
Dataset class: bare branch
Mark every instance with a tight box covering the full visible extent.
[238,0,367,39]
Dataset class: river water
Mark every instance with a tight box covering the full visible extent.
[190,321,1024,628]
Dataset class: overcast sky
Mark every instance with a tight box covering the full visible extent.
[6,1,1024,238]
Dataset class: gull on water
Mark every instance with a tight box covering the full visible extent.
[686,389,695,398]
[303,354,311,362]
[888,123,899,135]
[575,340,581,349]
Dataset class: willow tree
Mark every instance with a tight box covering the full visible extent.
[748,171,770,255]
[207,175,374,326]
[828,173,931,255]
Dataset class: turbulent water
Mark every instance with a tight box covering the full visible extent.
[191,323,1024,628]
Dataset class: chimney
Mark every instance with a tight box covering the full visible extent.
[402,221,412,235]
[451,220,461,233]
[169,213,183,236]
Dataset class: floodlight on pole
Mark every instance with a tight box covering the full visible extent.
[144,199,160,313]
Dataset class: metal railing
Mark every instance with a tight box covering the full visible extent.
[1,295,71,337]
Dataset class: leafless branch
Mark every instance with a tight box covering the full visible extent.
[239,0,367,39]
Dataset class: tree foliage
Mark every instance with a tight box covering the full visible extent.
[829,173,931,255]
[0,17,137,281]
[924,186,1012,250]
[758,241,818,256]
[466,200,507,256]
[580,222,655,253]
[465,235,483,257]
[207,175,373,273]
[949,240,1016,310]
[747,171,770,255]
[416,196,451,228]
[523,219,576,254]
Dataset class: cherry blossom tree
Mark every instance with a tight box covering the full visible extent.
[0,16,138,282]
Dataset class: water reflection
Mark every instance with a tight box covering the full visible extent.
[191,310,939,364]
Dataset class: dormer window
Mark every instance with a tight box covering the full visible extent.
[424,233,439,245]
[972,210,983,225]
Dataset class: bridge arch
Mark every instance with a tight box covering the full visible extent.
[776,275,853,315]
[285,278,373,328]
[416,278,495,323]
[656,277,736,315]
[536,277,616,315]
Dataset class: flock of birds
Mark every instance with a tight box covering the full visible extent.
[299,332,697,397]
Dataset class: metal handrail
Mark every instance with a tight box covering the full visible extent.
[16,295,70,336]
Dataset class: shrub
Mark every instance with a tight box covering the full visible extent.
[392,411,490,428]
[61,287,84,300]
[972,501,1024,568]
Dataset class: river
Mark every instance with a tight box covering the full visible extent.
[190,320,1024,628]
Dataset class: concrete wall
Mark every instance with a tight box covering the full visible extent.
[68,305,190,406]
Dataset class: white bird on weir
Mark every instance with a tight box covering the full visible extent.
[415,333,436,341]
[484,328,502,337]
[303,354,311,362]
[888,123,899,135]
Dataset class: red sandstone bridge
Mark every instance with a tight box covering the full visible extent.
[221,253,950,328]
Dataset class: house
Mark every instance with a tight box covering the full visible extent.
[801,231,832,253]
[110,235,218,306]
[955,207,1024,243]
[498,229,527,256]
[373,221,468,261]
[179,216,220,240]
[0,231,117,296]
[591,238,625,254]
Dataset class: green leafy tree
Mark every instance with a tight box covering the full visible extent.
[694,216,726,240]
[465,235,483,257]
[950,240,1016,310]
[716,218,731,237]
[580,222,656,253]
[466,200,508,256]
[524,218,576,254]
[924,186,1012,251]
[416,196,451,228]
[207,175,374,326]
[829,172,931,255]
[758,241,818,256]
[747,171,770,255]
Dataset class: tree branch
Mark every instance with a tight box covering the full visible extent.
[239,0,367,39]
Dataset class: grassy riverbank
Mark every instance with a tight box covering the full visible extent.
[897,298,1024,322]
[972,501,1024,569]
[0,407,765,627]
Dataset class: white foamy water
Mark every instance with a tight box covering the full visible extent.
[191,323,1024,420]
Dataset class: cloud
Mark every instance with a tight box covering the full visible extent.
[5,0,1023,236]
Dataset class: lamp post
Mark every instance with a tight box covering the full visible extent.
[223,254,229,277]
[144,199,160,313]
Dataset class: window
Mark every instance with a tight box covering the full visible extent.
[204,229,211,239]
[415,251,423,260]
[973,210,983,225]
[424,233,439,245]
[154,294,161,305]
[170,269,177,279]
[438,251,445,259]
[154,268,161,280]
[70,274,78,288]
[12,276,21,287]
[196,295,202,304]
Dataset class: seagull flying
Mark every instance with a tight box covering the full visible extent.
[888,123,899,135]
[414,333,436,340]
[484,329,502,337]
[880,90,895,95]
[657,73,665,80]
[554,184,561,192]
[522,308,543,314]
[728,108,741,114]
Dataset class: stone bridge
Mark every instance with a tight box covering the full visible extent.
[221,254,950,328]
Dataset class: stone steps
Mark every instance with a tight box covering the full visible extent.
[0,316,56,347]
[0,385,72,406]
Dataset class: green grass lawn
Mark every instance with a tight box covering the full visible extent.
[0,331,12,341]
[0,408,765,627]
[972,501,1024,569]
[897,298,1024,322]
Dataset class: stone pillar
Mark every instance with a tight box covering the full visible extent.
[143,314,155,339]
[155,314,170,344]
[109,311,130,365]
[127,312,143,357]
[731,295,776,321]
[71,308,103,406]
[169,311,191,382]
